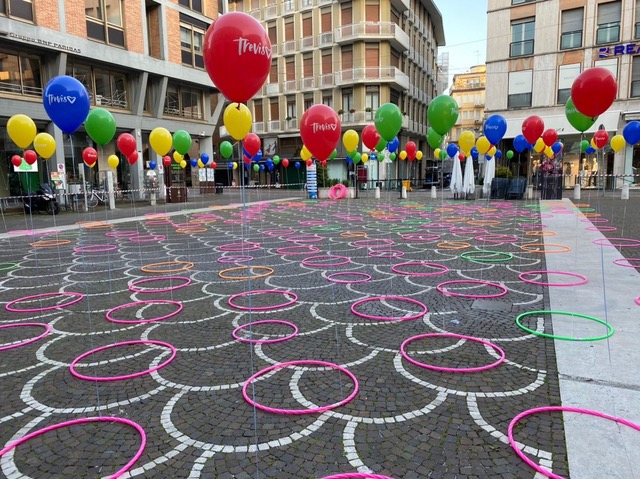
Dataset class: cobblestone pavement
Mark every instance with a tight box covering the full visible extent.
[0,188,638,478]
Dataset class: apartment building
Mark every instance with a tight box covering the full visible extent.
[0,0,222,199]
[449,64,486,143]
[486,0,640,187]
[223,0,445,186]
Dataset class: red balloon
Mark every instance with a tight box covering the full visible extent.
[542,129,558,147]
[23,150,38,165]
[282,158,289,168]
[243,154,252,164]
[82,147,98,166]
[321,160,327,167]
[405,141,417,160]
[203,12,272,103]
[571,67,618,118]
[458,153,465,161]
[244,133,261,157]
[593,129,609,149]
[163,155,172,167]
[306,159,313,167]
[11,154,22,167]
[300,104,341,161]
[521,115,544,145]
[127,151,139,165]
[362,124,381,151]
[117,133,137,157]
[210,161,217,169]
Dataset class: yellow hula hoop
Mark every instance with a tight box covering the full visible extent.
[525,230,557,237]
[219,266,274,280]
[519,243,571,253]
[175,228,208,234]
[30,239,71,248]
[340,231,368,238]
[141,261,195,273]
[437,241,471,250]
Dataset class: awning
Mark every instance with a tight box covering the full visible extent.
[503,110,621,139]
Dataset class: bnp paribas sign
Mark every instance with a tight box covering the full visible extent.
[598,43,640,58]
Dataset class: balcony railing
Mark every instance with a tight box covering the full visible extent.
[264,4,277,19]
[253,122,265,133]
[266,83,281,96]
[283,79,298,91]
[318,73,334,88]
[335,22,410,51]
[268,120,282,131]
[335,67,409,90]
[248,8,261,20]
[281,0,296,13]
[510,39,534,57]
[300,36,314,50]
[318,32,333,46]
[282,40,297,54]
[299,0,313,9]
[301,77,315,90]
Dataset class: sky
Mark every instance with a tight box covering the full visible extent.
[433,0,488,92]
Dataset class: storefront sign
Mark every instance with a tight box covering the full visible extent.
[598,43,640,58]
[5,32,81,54]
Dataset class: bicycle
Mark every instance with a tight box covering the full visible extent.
[76,188,108,210]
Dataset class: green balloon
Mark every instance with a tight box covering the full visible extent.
[506,150,514,159]
[566,97,598,133]
[85,108,116,146]
[329,149,337,160]
[427,95,459,135]
[389,153,396,161]
[580,139,590,152]
[352,152,362,164]
[374,103,403,141]
[439,150,447,160]
[173,130,192,155]
[427,127,443,149]
[220,141,233,159]
[272,155,280,164]
[375,138,388,152]
[253,163,260,171]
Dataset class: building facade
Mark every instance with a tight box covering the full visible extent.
[486,0,640,188]
[223,0,445,187]
[449,65,486,143]
[0,0,224,201]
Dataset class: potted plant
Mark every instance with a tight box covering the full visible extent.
[349,108,356,114]
[285,116,292,121]
[365,107,372,112]
[337,109,344,115]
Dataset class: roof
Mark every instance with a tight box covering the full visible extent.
[422,0,445,46]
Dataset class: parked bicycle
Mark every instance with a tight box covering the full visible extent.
[76,188,108,210]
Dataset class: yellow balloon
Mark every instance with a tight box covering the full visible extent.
[534,138,545,153]
[197,159,205,168]
[84,160,95,168]
[610,134,625,152]
[7,114,37,149]
[476,136,491,155]
[434,148,441,159]
[487,146,497,157]
[361,153,369,163]
[33,133,56,159]
[224,103,252,141]
[343,129,359,152]
[232,161,238,170]
[173,151,183,163]
[458,131,475,155]
[149,127,172,156]
[301,145,312,161]
[180,160,187,168]
[399,150,407,160]
[544,146,554,158]
[108,154,119,169]
[591,137,598,149]
[416,151,423,160]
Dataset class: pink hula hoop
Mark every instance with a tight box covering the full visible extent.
[6,292,84,313]
[352,239,395,248]
[518,270,587,287]
[261,229,296,237]
[0,416,146,479]
[401,333,505,373]
[70,340,177,381]
[128,276,192,293]
[436,280,507,299]
[300,220,327,226]
[219,241,261,252]
[301,255,351,267]
[368,249,404,258]
[327,272,372,284]
[329,183,348,200]
[228,289,298,311]
[508,406,640,479]
[613,258,640,268]
[217,255,253,263]
[242,360,359,414]
[320,475,395,479]
[286,234,324,243]
[593,237,640,247]
[106,300,183,324]
[276,245,321,255]
[73,244,117,253]
[351,296,427,321]
[0,323,51,351]
[232,320,298,344]
[585,225,617,232]
[129,234,166,242]
[636,295,640,306]
[391,262,449,277]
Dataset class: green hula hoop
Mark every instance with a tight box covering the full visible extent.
[515,310,614,341]
[0,263,18,272]
[460,251,513,263]
[310,225,341,231]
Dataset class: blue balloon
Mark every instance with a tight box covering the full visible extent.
[294,161,301,169]
[258,164,264,171]
[42,75,90,134]
[370,153,377,161]
[470,146,479,159]
[446,143,459,158]
[346,155,353,164]
[623,121,640,145]
[551,142,563,154]
[200,153,210,165]
[254,149,263,162]
[243,148,252,160]
[486,155,493,161]
[483,114,507,145]
[586,146,596,154]
[494,149,502,159]
[149,160,157,170]
[387,137,399,153]
[228,162,234,169]
[268,164,274,171]
[190,158,198,167]
[513,134,529,153]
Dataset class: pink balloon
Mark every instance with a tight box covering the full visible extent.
[300,104,341,161]
[521,116,544,145]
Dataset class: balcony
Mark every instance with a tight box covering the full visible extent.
[284,118,299,129]
[268,120,282,131]
[299,0,314,10]
[317,0,333,4]
[336,67,409,90]
[301,77,315,90]
[248,8,261,20]
[264,4,278,19]
[335,22,410,51]
[300,36,314,51]
[389,0,409,13]
[282,40,297,54]
[266,83,281,96]
[474,101,485,107]
[271,43,279,56]
[253,122,265,133]
[281,0,296,13]
[283,79,298,91]
[318,32,334,47]
[318,73,334,88]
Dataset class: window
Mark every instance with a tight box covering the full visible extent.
[1,0,34,20]
[365,86,379,120]
[595,58,618,79]
[561,8,583,50]
[180,24,205,68]
[178,0,203,12]
[322,93,333,108]
[512,0,535,4]
[557,63,580,104]
[342,88,353,119]
[636,0,640,39]
[511,18,534,57]
[0,51,42,96]
[596,1,621,45]
[164,83,203,119]
[304,96,313,111]
[286,97,295,119]
[85,0,125,47]
[632,56,640,97]
[254,100,263,122]
[508,70,532,108]
[66,62,129,109]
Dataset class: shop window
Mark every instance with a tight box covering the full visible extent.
[164,83,203,119]
[85,0,125,47]
[0,51,42,96]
